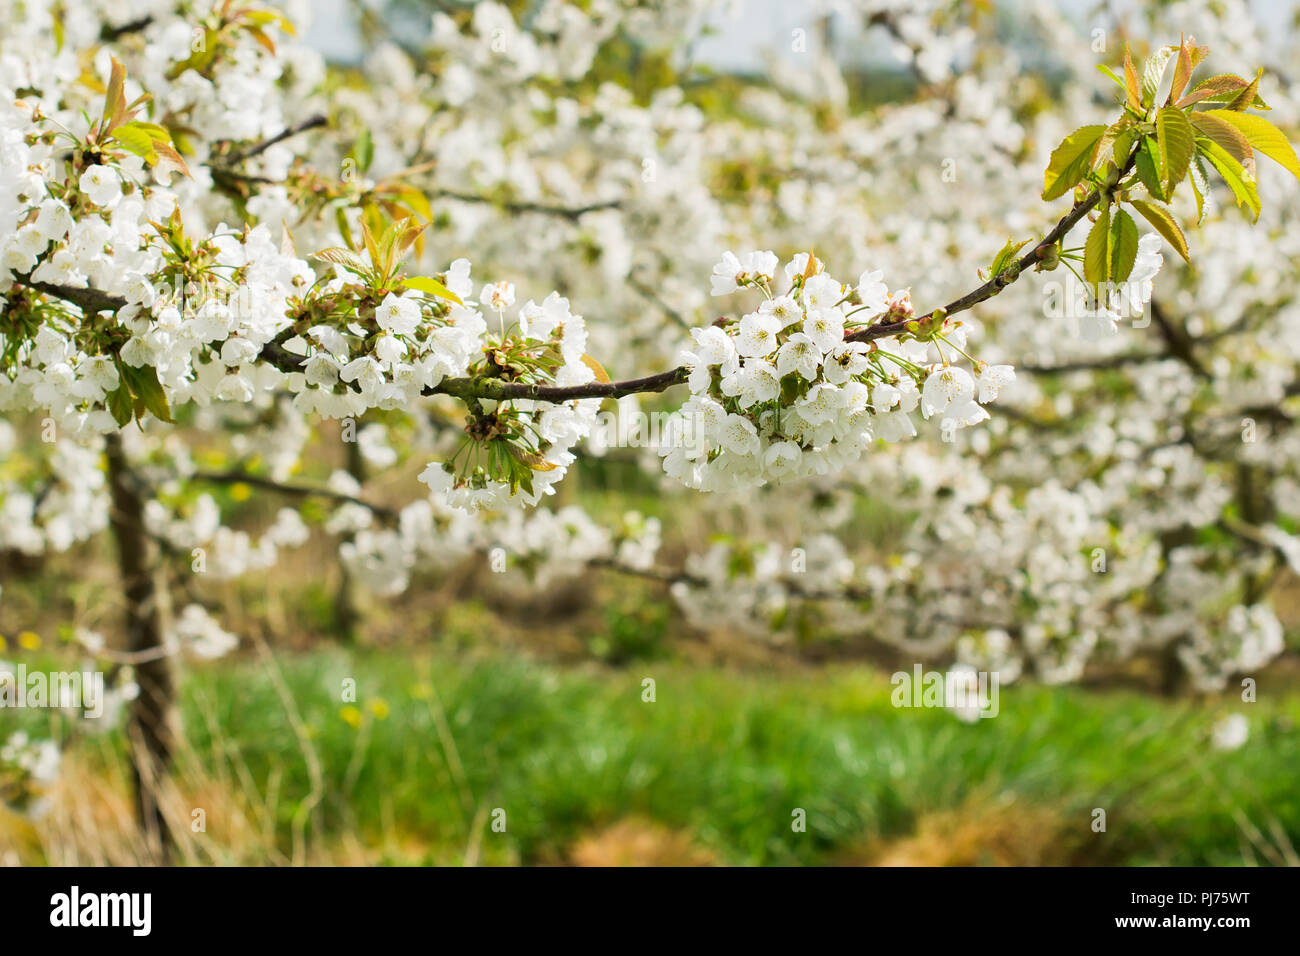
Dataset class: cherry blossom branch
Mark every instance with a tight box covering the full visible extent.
[9,151,1131,412]
[11,273,126,315]
[845,176,1121,344]
[184,470,399,522]
[434,173,1128,403]
[431,367,689,402]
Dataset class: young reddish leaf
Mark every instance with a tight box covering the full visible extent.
[1176,73,1247,108]
[1226,70,1262,111]
[1123,51,1142,111]
[1169,36,1193,104]
[581,354,612,384]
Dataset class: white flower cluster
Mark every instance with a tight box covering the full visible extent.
[127,226,312,409]
[416,285,602,511]
[0,730,61,817]
[337,494,659,596]
[144,495,310,580]
[660,251,1012,490]
[1076,233,1165,341]
[285,259,487,419]
[0,430,108,554]
[168,604,240,660]
[1177,603,1284,692]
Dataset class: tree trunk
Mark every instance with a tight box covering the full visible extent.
[335,427,366,643]
[105,432,175,861]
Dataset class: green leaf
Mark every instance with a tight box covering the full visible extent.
[352,128,374,174]
[1091,119,1137,173]
[1141,46,1176,105]
[1189,112,1256,178]
[1198,138,1261,221]
[121,120,170,140]
[507,444,557,472]
[111,124,158,164]
[334,207,354,251]
[1226,70,1263,111]
[1135,135,1166,200]
[1156,106,1196,192]
[1096,64,1125,90]
[1084,204,1111,287]
[1208,90,1270,110]
[1199,109,1300,182]
[360,220,383,277]
[1108,208,1139,283]
[1042,125,1107,200]
[403,276,463,305]
[984,237,1030,280]
[1129,199,1190,263]
[242,9,298,35]
[1188,156,1210,224]
[106,382,134,427]
[313,247,367,273]
[393,185,432,222]
[117,362,175,424]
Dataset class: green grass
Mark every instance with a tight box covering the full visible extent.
[151,649,1300,865]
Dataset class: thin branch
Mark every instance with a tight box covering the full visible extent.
[629,273,693,330]
[220,114,329,165]
[186,469,398,522]
[11,272,125,314]
[100,16,154,41]
[430,188,621,221]
[430,367,689,402]
[845,168,1123,344]
[1017,351,1166,375]
[1149,298,1210,379]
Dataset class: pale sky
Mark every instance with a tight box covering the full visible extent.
[303,0,1297,68]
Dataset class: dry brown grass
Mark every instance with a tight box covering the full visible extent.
[0,746,284,865]
[847,800,1098,867]
[567,818,718,867]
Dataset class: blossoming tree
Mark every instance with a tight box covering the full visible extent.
[2,0,1299,853]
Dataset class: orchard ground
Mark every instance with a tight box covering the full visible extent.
[3,465,1298,866]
